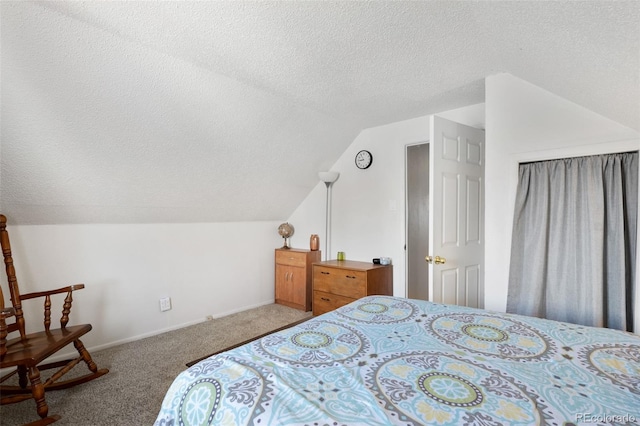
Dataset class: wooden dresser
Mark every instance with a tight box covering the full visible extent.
[312,260,393,316]
[275,248,321,311]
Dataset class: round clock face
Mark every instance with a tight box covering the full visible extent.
[355,150,373,169]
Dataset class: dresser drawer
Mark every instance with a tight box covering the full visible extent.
[311,260,392,316]
[313,291,355,316]
[313,266,366,299]
[275,250,307,267]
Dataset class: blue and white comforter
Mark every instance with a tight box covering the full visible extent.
[155,296,640,425]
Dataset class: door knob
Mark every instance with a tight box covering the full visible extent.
[425,255,446,265]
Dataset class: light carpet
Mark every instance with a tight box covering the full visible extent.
[0,303,311,425]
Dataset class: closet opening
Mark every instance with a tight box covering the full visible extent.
[507,151,638,331]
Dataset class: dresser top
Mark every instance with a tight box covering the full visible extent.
[275,248,316,253]
[313,259,392,271]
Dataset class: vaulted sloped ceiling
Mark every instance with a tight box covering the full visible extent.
[2,1,638,224]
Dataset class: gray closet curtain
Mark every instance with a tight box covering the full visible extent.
[507,151,638,331]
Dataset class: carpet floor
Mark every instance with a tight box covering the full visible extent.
[0,303,311,425]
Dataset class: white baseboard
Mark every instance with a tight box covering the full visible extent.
[0,299,276,376]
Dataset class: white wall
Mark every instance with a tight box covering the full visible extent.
[2,221,283,355]
[6,73,637,358]
[1,103,482,359]
[291,73,639,323]
[484,73,640,316]
[288,104,485,297]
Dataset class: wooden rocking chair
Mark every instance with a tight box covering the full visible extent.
[0,215,108,425]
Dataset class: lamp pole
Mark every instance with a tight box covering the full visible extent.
[324,181,332,261]
[318,171,339,261]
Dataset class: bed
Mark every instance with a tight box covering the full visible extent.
[154,296,640,425]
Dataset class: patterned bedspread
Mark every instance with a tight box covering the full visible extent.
[154,296,640,425]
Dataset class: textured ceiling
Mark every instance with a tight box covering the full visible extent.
[1,1,639,224]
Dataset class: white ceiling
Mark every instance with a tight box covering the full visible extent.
[2,1,639,224]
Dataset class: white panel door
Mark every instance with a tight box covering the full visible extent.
[428,116,485,308]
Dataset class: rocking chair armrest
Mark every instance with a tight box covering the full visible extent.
[0,307,15,319]
[20,284,86,301]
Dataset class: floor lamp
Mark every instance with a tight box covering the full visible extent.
[318,171,339,261]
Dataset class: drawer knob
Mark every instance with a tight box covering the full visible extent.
[321,271,330,275]
[346,275,356,279]
[321,297,330,302]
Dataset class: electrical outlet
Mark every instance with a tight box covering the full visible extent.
[159,297,172,312]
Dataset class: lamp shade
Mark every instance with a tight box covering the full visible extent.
[318,171,340,183]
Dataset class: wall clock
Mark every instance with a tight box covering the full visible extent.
[355,150,373,169]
